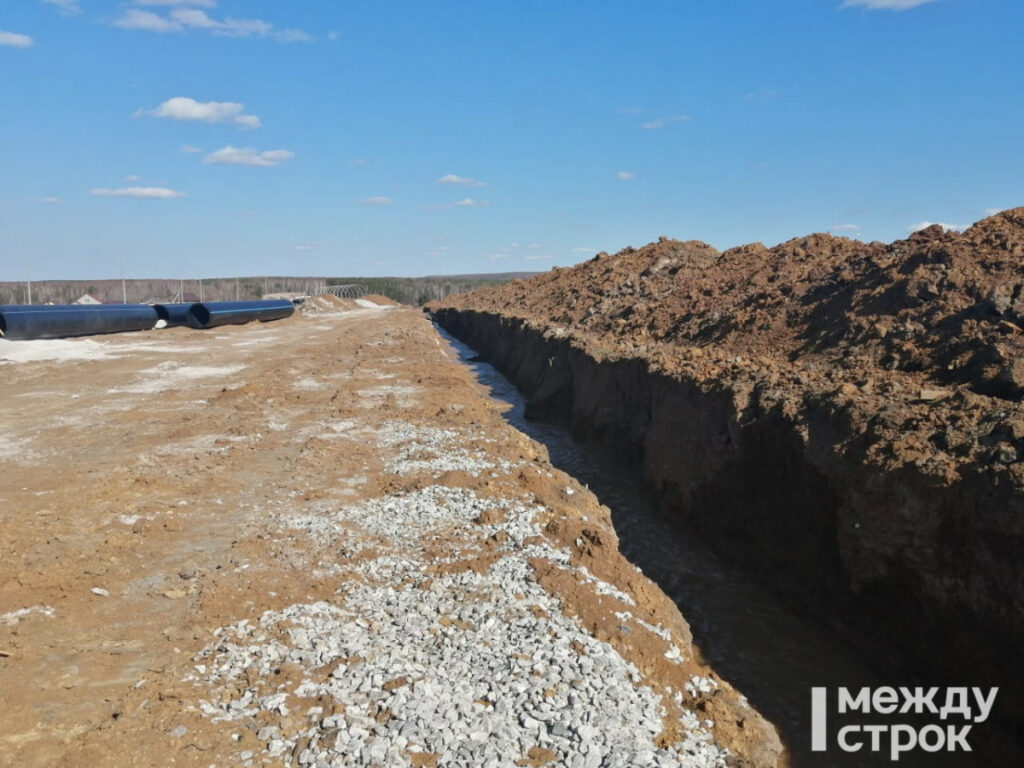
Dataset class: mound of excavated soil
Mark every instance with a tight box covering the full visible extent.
[431,209,1024,760]
[299,294,361,314]
[434,208,1024,482]
[362,293,401,307]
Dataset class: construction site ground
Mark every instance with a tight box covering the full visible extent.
[0,301,778,768]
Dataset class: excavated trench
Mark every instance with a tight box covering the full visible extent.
[432,315,1011,767]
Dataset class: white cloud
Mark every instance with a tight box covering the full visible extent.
[169,8,219,29]
[181,144,202,154]
[453,198,490,207]
[832,224,860,232]
[616,171,636,180]
[0,31,34,47]
[276,29,312,43]
[144,97,261,128]
[437,173,484,186]
[840,0,938,9]
[360,196,392,206]
[643,114,691,129]
[327,30,340,42]
[91,186,185,199]
[487,253,509,262]
[908,221,965,233]
[524,254,553,261]
[203,146,293,167]
[42,0,81,14]
[123,174,142,182]
[985,207,1006,216]
[618,106,644,115]
[293,244,315,252]
[115,9,183,32]
[40,196,61,204]
[115,7,309,41]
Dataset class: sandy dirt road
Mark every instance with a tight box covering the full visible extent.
[0,304,779,767]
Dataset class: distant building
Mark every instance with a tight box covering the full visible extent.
[73,293,103,305]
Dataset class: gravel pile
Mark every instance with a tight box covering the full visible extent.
[374,420,519,477]
[185,411,727,767]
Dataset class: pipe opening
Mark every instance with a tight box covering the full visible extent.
[189,304,212,327]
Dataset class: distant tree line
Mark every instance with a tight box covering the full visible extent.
[0,277,330,305]
[328,273,534,306]
[0,273,536,306]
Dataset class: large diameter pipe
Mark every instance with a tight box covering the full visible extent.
[0,304,161,340]
[185,300,295,329]
[153,303,193,328]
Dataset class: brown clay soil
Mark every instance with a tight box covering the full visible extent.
[433,208,1024,485]
[0,302,781,766]
[429,210,1024,762]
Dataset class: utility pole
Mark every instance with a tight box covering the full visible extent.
[25,248,32,304]
[235,278,239,301]
[263,275,268,298]
[199,277,204,302]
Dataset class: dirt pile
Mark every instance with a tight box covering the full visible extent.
[300,294,402,315]
[429,209,1024,758]
[299,294,362,313]
[362,293,401,307]
[436,208,1024,479]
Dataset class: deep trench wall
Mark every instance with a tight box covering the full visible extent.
[433,308,1024,728]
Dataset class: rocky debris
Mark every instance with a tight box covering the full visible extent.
[186,407,734,767]
[0,606,56,625]
[190,558,722,767]
[373,420,519,477]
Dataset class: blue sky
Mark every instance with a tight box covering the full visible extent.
[1,0,1021,280]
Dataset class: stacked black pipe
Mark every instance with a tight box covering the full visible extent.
[0,300,294,341]
[184,300,294,329]
[0,304,160,340]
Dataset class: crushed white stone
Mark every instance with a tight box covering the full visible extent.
[372,420,519,477]
[186,411,727,767]
[0,605,56,625]
[190,558,724,767]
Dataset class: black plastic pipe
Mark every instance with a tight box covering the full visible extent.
[185,300,294,329]
[153,303,193,328]
[0,304,161,341]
